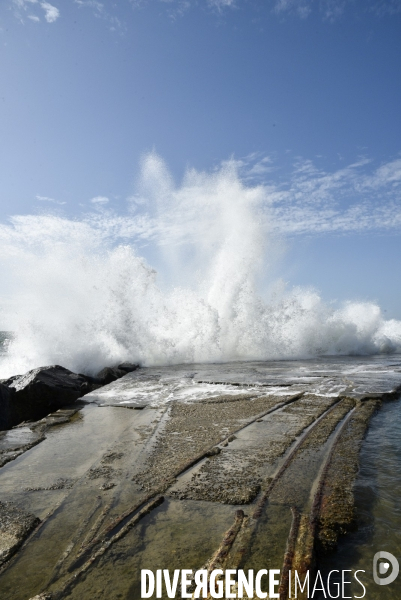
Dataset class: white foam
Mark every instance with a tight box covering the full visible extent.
[0,154,400,378]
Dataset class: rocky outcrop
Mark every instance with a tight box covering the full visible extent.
[95,362,138,385]
[0,363,140,431]
[0,384,14,431]
[0,365,92,430]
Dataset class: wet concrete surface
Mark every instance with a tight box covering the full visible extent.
[0,356,400,599]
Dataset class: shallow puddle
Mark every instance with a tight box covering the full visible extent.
[0,405,161,600]
[60,498,241,600]
[0,405,158,518]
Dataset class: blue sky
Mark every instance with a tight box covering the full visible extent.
[1,0,401,320]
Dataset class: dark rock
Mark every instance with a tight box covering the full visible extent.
[117,362,139,373]
[94,363,138,385]
[0,375,22,387]
[0,384,14,431]
[96,366,129,385]
[78,373,102,385]
[0,362,139,431]
[0,365,89,431]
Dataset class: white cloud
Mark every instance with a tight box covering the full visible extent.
[212,152,399,236]
[322,0,346,20]
[90,196,110,204]
[36,195,66,205]
[208,0,236,10]
[11,0,401,25]
[74,0,104,12]
[12,0,37,21]
[272,0,348,20]
[117,153,401,242]
[266,157,401,235]
[231,153,276,182]
[273,0,312,18]
[371,0,401,15]
[367,158,401,187]
[272,0,401,20]
[73,0,127,31]
[3,156,401,284]
[12,0,59,23]
[13,0,38,7]
[40,2,60,22]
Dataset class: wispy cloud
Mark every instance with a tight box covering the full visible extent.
[12,0,59,23]
[90,196,110,205]
[208,0,236,11]
[74,0,126,31]
[272,0,357,21]
[243,154,401,235]
[272,0,401,20]
[273,0,312,19]
[40,1,59,22]
[13,0,37,7]
[28,155,401,240]
[322,0,346,20]
[12,0,37,22]
[227,153,276,181]
[370,0,401,15]
[10,0,401,26]
[74,0,103,11]
[83,153,401,244]
[36,195,66,205]
[1,152,400,332]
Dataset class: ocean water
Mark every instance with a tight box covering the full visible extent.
[0,154,400,379]
[320,395,401,599]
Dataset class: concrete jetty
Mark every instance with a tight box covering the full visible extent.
[0,356,400,599]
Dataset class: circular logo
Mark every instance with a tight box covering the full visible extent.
[373,551,399,586]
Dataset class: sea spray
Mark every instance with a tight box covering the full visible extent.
[0,154,400,378]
